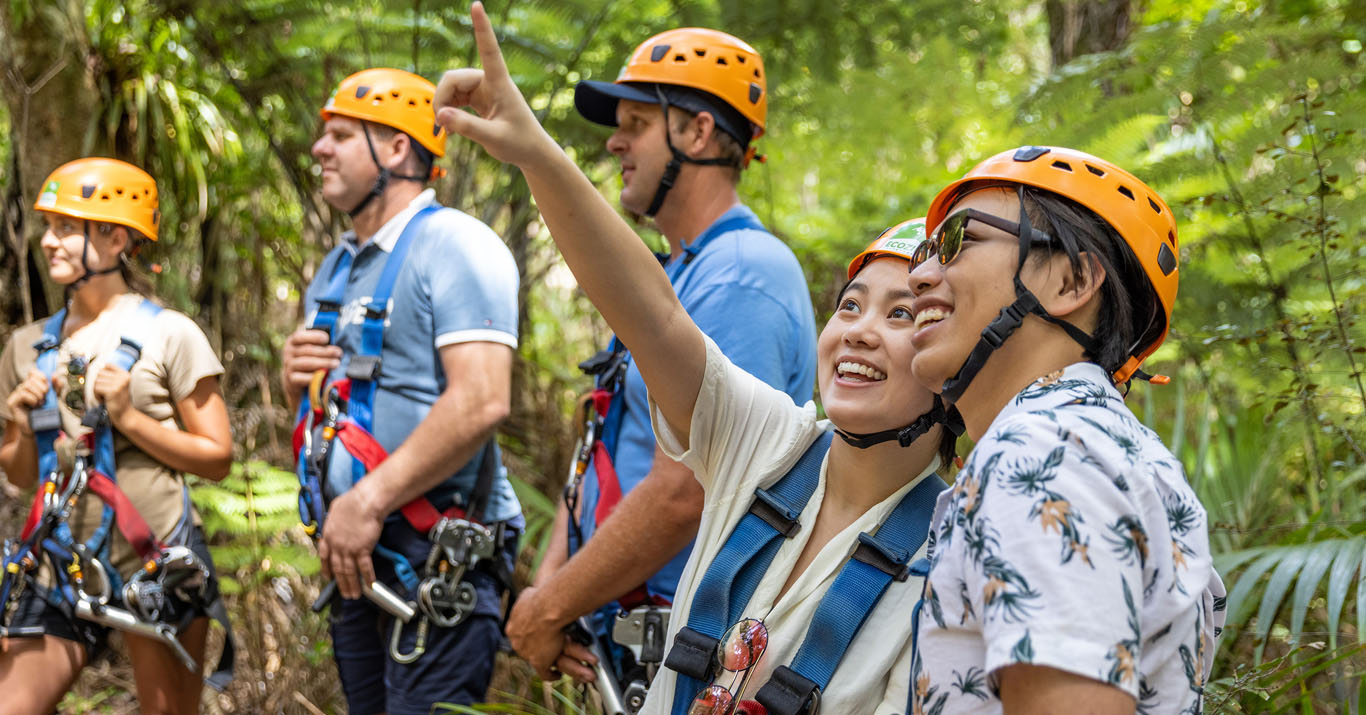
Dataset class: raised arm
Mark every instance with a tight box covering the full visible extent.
[434,2,704,443]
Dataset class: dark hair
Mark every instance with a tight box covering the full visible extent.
[96,222,154,296]
[1018,185,1162,374]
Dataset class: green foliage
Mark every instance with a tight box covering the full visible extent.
[1203,642,1366,713]
[191,460,317,593]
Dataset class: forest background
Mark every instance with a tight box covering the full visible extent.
[0,0,1363,712]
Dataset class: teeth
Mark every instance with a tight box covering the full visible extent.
[914,307,951,331]
[837,361,886,381]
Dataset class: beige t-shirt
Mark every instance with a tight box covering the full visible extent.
[0,294,224,575]
[642,336,940,715]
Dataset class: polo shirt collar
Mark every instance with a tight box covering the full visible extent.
[341,188,438,254]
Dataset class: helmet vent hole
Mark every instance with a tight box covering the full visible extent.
[101,194,110,201]
[716,57,728,65]
[694,49,706,57]
[115,188,124,195]
[1117,185,1135,201]
[424,98,432,104]
[1085,163,1105,177]
[737,55,747,64]
[1167,230,1176,246]
[408,99,416,107]
[753,68,761,79]
[1050,160,1073,172]
[650,45,670,62]
[1148,197,1162,214]
[391,91,400,98]
[674,53,687,62]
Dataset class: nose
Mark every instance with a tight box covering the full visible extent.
[606,128,627,156]
[909,256,943,296]
[843,310,881,349]
[311,134,330,161]
[40,227,61,250]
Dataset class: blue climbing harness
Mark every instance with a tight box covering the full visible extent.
[664,431,946,715]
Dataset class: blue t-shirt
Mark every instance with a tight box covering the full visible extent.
[576,204,818,603]
[302,190,523,525]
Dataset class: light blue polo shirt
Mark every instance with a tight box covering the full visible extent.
[303,190,523,525]
[576,204,818,603]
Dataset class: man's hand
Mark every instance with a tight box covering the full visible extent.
[433,2,556,168]
[92,363,134,424]
[5,369,51,436]
[282,328,340,405]
[506,585,599,683]
[317,486,384,600]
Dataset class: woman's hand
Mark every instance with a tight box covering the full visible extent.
[92,362,134,425]
[433,2,557,168]
[6,369,52,436]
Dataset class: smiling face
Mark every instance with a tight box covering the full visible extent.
[606,99,675,215]
[907,187,1033,391]
[819,258,938,434]
[39,212,125,285]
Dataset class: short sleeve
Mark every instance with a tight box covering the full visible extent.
[963,417,1147,697]
[423,212,519,349]
[159,311,225,403]
[649,335,817,500]
[0,331,25,424]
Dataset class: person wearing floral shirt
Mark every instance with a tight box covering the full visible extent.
[906,146,1225,714]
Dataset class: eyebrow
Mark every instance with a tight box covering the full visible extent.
[844,281,915,302]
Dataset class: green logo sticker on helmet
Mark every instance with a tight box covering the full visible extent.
[36,181,60,209]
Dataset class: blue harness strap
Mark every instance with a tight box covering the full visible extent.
[754,474,947,715]
[666,431,833,715]
[665,429,946,715]
[294,205,440,593]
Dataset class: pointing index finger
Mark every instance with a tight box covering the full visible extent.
[470,2,509,82]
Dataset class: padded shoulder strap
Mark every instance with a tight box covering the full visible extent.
[755,472,948,715]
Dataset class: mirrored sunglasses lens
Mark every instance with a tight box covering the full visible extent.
[939,213,968,265]
[910,241,931,271]
[689,685,734,715]
[717,618,768,672]
[64,358,86,412]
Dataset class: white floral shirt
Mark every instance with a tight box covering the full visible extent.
[911,363,1226,715]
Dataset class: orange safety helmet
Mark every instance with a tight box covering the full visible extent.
[574,28,767,144]
[926,146,1178,384]
[321,68,447,158]
[34,158,160,241]
[847,218,927,279]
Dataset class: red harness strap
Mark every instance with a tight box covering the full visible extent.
[589,388,624,525]
[85,469,163,562]
[295,384,471,534]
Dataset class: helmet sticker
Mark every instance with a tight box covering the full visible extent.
[37,181,59,209]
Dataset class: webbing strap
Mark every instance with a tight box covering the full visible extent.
[755,474,946,714]
[667,431,833,715]
[29,309,67,500]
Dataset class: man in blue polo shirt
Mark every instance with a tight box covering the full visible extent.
[280,68,522,714]
[505,28,818,691]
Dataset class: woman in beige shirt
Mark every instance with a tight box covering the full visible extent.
[0,158,232,715]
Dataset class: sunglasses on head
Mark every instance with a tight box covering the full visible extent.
[689,617,770,715]
[910,191,1057,272]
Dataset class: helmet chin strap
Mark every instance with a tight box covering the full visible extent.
[835,394,965,449]
[348,122,428,218]
[68,220,123,291]
[642,86,743,218]
[940,185,1102,404]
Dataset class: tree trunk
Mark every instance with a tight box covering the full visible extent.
[1045,0,1138,67]
[0,1,102,326]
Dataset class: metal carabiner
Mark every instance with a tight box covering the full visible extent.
[389,615,428,664]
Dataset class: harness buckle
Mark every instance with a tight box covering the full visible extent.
[755,665,822,715]
[662,625,719,682]
[750,488,803,538]
[851,532,912,582]
[28,407,62,434]
[981,300,1030,348]
[364,305,387,322]
[80,406,109,429]
[345,354,382,381]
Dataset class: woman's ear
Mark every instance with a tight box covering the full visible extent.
[100,224,131,257]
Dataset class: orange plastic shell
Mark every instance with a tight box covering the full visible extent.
[847,217,927,280]
[616,28,767,138]
[321,68,447,157]
[34,158,160,241]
